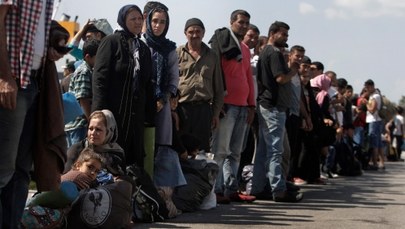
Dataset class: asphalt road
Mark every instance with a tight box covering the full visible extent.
[133,160,405,229]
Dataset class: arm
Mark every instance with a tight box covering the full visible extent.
[0,5,17,110]
[367,96,378,113]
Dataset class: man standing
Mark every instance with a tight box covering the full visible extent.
[0,0,66,227]
[251,21,303,202]
[176,18,224,153]
[364,79,385,169]
[209,9,256,202]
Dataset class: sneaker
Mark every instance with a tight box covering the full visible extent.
[216,193,230,204]
[293,177,307,186]
[228,193,256,202]
[327,171,339,178]
[273,191,303,203]
[286,181,301,191]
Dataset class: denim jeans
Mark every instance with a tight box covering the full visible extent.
[368,121,383,148]
[251,105,287,196]
[0,78,38,228]
[212,105,249,195]
[353,126,364,146]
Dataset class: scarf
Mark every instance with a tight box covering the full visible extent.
[144,8,176,100]
[310,74,331,106]
[117,5,143,94]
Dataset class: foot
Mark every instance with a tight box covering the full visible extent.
[292,177,307,186]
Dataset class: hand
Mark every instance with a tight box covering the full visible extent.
[246,107,255,125]
[156,99,164,112]
[0,75,18,110]
[211,116,219,130]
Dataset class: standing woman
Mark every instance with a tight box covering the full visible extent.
[92,5,153,167]
[142,6,185,217]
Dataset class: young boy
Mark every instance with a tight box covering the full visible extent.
[65,39,100,148]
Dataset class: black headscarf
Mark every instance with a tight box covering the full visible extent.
[117,4,143,37]
[144,7,176,55]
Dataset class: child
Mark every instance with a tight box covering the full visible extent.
[62,147,105,190]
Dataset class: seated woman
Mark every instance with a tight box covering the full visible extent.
[64,109,125,177]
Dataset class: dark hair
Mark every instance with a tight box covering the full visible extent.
[248,24,260,34]
[230,9,250,22]
[364,79,374,86]
[290,45,305,53]
[396,106,403,115]
[346,84,353,91]
[83,39,100,57]
[268,21,290,37]
[337,78,348,89]
[143,1,168,15]
[302,55,311,64]
[311,61,324,71]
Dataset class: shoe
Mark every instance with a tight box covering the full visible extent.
[286,181,301,191]
[228,193,256,202]
[216,193,230,204]
[308,177,327,185]
[378,166,386,170]
[327,171,339,178]
[320,173,328,179]
[273,191,303,203]
[293,177,307,186]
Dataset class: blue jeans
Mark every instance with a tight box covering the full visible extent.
[212,105,249,195]
[368,121,383,149]
[251,106,287,196]
[353,126,364,146]
[0,78,38,228]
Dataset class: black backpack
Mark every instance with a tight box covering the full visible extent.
[126,164,169,223]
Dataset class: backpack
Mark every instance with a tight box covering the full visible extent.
[20,206,67,229]
[126,164,169,223]
[67,178,133,229]
[377,91,395,121]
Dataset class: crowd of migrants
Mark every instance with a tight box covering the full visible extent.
[1,1,404,228]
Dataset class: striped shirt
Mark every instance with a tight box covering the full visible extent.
[2,0,54,88]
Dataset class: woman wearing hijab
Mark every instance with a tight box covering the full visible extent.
[142,7,185,218]
[92,5,154,168]
[64,110,125,176]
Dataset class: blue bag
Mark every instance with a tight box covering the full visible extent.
[62,92,83,124]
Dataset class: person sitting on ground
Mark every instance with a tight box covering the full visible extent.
[62,147,106,190]
[64,109,126,178]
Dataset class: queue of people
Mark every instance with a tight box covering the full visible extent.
[1,1,403,228]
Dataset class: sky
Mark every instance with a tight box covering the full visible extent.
[54,0,405,103]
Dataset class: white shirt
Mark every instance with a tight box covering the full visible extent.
[366,92,382,123]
